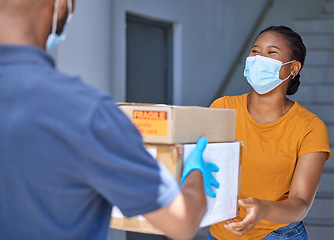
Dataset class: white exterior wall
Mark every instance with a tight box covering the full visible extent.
[56,0,267,107]
[55,0,327,107]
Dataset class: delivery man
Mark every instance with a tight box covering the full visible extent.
[0,0,219,240]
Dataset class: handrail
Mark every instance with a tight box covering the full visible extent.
[211,0,274,103]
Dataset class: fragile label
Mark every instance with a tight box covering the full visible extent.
[132,110,168,137]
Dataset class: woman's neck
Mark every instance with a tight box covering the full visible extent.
[247,90,294,124]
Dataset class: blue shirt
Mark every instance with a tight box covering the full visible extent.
[0,45,180,240]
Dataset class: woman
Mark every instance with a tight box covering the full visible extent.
[208,26,331,239]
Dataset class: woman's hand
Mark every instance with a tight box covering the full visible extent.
[224,198,268,237]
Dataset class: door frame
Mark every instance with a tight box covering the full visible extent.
[126,13,174,104]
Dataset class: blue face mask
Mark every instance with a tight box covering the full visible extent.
[243,55,295,95]
[47,0,73,51]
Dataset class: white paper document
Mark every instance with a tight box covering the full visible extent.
[183,142,241,227]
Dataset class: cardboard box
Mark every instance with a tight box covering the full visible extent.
[119,103,236,144]
[110,142,242,235]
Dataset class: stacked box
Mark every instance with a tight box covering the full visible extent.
[118,103,237,144]
[110,104,241,235]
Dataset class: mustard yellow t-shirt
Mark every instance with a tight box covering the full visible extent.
[209,94,331,240]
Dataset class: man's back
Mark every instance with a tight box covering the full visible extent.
[0,0,219,239]
[0,44,179,240]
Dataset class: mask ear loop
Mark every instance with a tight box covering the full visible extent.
[51,0,61,35]
[281,74,291,82]
[282,60,297,81]
[67,0,73,20]
[282,60,296,66]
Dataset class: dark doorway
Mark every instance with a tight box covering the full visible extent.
[126,13,173,104]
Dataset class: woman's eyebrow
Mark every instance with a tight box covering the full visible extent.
[268,45,281,50]
[252,44,281,50]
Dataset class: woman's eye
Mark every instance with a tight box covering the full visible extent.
[251,49,259,53]
[268,51,277,54]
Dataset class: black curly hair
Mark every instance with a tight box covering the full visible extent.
[257,26,306,95]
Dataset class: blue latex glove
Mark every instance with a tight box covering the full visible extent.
[181,137,220,198]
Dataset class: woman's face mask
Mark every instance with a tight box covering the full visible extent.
[243,55,295,95]
[47,0,73,51]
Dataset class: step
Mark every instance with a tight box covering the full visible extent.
[304,216,334,228]
[304,50,334,66]
[325,147,334,169]
[313,85,334,103]
[289,85,314,104]
[301,34,334,50]
[319,13,334,19]
[305,225,334,240]
[325,2,334,14]
[302,103,334,123]
[318,172,334,194]
[327,124,334,146]
[300,66,334,84]
[305,197,334,220]
[294,18,334,34]
[290,85,334,104]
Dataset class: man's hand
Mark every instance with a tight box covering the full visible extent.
[181,137,220,198]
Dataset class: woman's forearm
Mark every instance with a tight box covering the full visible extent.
[261,197,310,223]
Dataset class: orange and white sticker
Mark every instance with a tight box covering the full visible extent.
[132,110,168,137]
